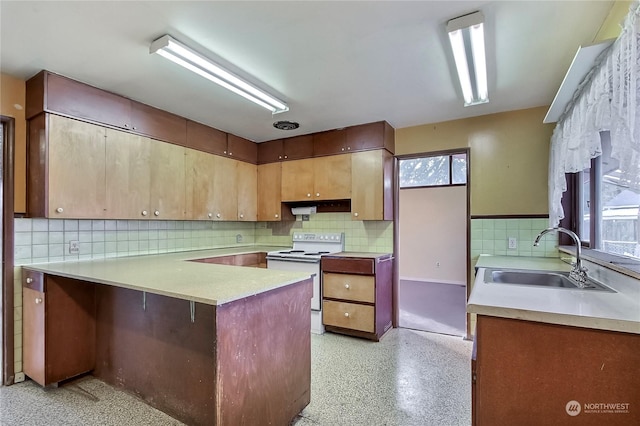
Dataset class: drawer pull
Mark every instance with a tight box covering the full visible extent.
[208,213,213,218]
[35,298,43,304]
[141,210,148,216]
[26,277,33,284]
[344,284,350,289]
[56,207,64,213]
[344,312,350,317]
[216,213,221,218]
[154,210,160,216]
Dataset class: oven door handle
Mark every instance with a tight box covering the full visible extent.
[266,256,321,264]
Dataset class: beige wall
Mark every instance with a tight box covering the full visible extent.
[0,73,27,213]
[595,0,631,42]
[396,107,554,216]
[399,186,467,284]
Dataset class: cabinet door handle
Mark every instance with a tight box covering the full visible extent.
[154,210,160,216]
[229,152,233,156]
[239,214,244,219]
[278,155,282,160]
[344,284,350,289]
[141,210,148,216]
[316,192,320,197]
[26,277,33,284]
[306,193,311,198]
[56,207,64,213]
[344,312,350,317]
[284,155,288,159]
[216,213,221,218]
[354,212,359,217]
[35,298,43,304]
[208,213,213,219]
[275,214,279,218]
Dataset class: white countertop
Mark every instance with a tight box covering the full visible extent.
[468,255,640,334]
[23,246,312,306]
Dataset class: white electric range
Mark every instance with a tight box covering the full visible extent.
[266,232,345,334]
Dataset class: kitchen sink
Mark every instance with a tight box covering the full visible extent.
[484,268,615,292]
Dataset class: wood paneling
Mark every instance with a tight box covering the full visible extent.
[47,115,106,218]
[475,315,640,426]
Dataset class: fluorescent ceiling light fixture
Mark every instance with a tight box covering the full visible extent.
[446,12,489,107]
[150,34,288,114]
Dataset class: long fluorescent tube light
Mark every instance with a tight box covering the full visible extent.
[446,12,489,107]
[150,34,288,114]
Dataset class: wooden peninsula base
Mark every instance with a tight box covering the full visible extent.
[23,271,312,425]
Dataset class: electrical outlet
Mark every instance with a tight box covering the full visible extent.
[302,214,310,221]
[508,237,517,250]
[236,234,243,243]
[69,240,80,254]
[14,372,25,383]
[436,261,441,268]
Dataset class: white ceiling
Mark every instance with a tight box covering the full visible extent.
[0,1,614,142]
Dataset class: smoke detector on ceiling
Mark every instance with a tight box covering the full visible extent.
[273,120,300,131]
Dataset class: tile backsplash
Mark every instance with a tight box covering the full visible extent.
[471,218,558,262]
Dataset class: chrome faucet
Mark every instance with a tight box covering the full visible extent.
[534,227,588,288]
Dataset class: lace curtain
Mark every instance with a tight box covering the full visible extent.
[549,1,640,226]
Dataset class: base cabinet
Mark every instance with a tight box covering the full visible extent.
[321,253,393,341]
[22,271,96,386]
[473,315,640,426]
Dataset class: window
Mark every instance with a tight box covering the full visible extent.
[572,132,639,259]
[399,152,467,188]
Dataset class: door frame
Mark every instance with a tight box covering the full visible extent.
[393,148,471,339]
[1,115,15,385]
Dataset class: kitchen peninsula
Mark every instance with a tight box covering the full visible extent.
[21,248,313,426]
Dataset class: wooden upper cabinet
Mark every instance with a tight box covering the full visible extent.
[313,122,395,156]
[313,155,351,200]
[351,150,393,220]
[211,156,238,220]
[257,140,284,164]
[47,115,107,219]
[105,130,151,219]
[237,161,257,221]
[313,129,347,156]
[184,148,217,220]
[258,135,313,164]
[227,134,258,164]
[346,121,395,153]
[27,71,131,129]
[281,158,315,202]
[258,163,283,221]
[130,102,187,146]
[149,141,186,220]
[186,120,227,156]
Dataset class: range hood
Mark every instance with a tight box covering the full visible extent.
[291,206,317,215]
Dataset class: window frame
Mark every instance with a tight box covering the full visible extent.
[398,150,468,190]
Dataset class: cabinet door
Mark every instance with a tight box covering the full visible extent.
[347,122,385,151]
[236,160,257,221]
[212,155,238,220]
[228,134,258,164]
[257,140,284,164]
[105,129,151,219]
[283,135,314,160]
[313,154,351,200]
[313,129,347,156]
[257,163,283,221]
[185,148,217,220]
[149,140,186,219]
[23,287,46,386]
[186,120,227,156]
[281,158,314,201]
[351,150,393,220]
[130,102,187,146]
[48,115,106,218]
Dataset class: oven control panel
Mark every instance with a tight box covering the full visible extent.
[292,233,343,243]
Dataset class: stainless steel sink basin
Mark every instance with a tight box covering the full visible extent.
[484,268,615,292]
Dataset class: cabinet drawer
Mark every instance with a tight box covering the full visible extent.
[323,300,374,333]
[321,257,375,275]
[323,273,374,303]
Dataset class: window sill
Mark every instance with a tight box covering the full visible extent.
[559,246,640,280]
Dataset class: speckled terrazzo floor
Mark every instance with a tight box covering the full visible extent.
[0,328,472,426]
